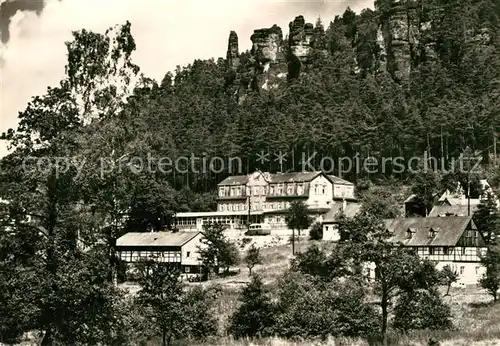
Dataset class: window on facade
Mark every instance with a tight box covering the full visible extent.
[443,247,450,255]
[322,185,326,194]
[460,266,465,275]
[461,247,466,255]
[429,247,435,255]
[297,184,303,195]
[270,185,275,195]
[187,251,190,258]
[277,185,283,195]
[325,226,329,231]
[287,185,293,195]
[475,266,480,275]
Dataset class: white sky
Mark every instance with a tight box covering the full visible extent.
[0,0,373,157]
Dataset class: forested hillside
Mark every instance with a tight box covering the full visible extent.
[1,1,500,344]
[66,0,500,189]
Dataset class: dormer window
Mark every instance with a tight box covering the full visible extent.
[407,228,416,239]
[428,228,438,239]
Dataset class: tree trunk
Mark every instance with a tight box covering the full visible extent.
[292,228,295,255]
[41,328,54,346]
[446,283,451,296]
[162,329,167,346]
[248,266,252,276]
[381,291,389,346]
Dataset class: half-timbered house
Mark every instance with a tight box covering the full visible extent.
[384,216,487,285]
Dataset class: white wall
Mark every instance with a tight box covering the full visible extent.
[307,175,333,209]
[181,233,205,266]
[323,222,340,241]
[333,184,354,199]
[435,261,486,286]
[364,260,485,286]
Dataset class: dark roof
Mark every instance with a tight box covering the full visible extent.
[216,196,248,201]
[404,194,418,203]
[429,205,479,217]
[266,194,309,199]
[327,175,354,185]
[268,172,321,183]
[218,171,324,186]
[323,202,361,222]
[218,171,355,186]
[218,175,249,186]
[384,216,474,246]
[116,232,200,247]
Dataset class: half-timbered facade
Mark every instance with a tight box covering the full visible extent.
[116,231,205,278]
[384,216,488,285]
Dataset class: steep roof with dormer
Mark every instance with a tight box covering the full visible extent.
[383,216,478,246]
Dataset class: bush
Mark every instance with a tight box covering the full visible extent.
[273,272,379,339]
[393,289,453,331]
[291,244,329,278]
[309,222,323,240]
[229,275,276,338]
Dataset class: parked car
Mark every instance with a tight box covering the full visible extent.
[245,223,271,236]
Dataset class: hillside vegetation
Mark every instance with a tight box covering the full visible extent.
[1,0,500,345]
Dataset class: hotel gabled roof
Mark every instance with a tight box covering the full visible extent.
[218,171,354,186]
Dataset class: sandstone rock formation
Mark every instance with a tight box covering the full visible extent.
[289,16,315,64]
[224,2,494,95]
[225,16,329,95]
[227,31,239,70]
[249,25,288,90]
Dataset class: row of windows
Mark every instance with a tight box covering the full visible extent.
[219,203,246,212]
[219,183,331,198]
[219,201,291,212]
[219,186,245,197]
[119,251,181,262]
[201,217,246,225]
[458,266,481,275]
[418,247,483,256]
[367,265,481,277]
[176,218,197,225]
[265,216,285,224]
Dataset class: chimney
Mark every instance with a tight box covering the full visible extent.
[342,199,347,212]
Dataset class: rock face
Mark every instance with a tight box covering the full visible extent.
[375,1,446,82]
[250,25,285,64]
[289,16,315,64]
[249,25,288,90]
[289,16,328,74]
[225,3,494,95]
[227,31,239,69]
[225,16,328,95]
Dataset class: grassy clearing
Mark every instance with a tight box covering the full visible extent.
[118,238,500,345]
[202,239,500,346]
